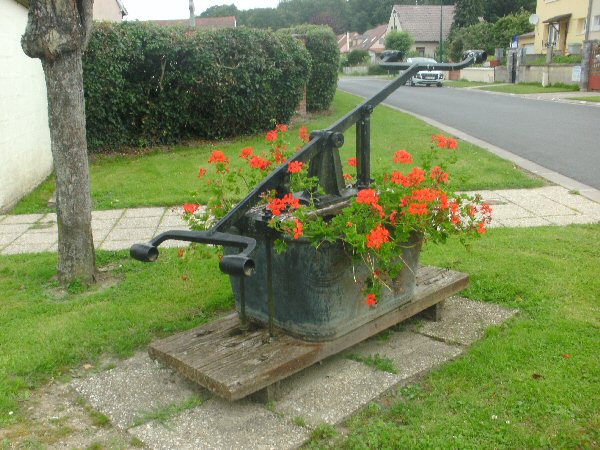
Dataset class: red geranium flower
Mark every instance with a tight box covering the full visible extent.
[356,189,379,206]
[365,294,377,306]
[347,157,357,167]
[250,156,272,171]
[366,224,390,250]
[393,150,412,164]
[197,168,207,178]
[266,130,278,142]
[183,203,200,214]
[287,161,304,174]
[299,126,310,143]
[293,218,303,239]
[208,150,229,164]
[240,147,254,159]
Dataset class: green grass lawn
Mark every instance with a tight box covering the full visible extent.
[307,224,600,449]
[445,80,498,89]
[566,96,600,102]
[479,82,580,94]
[1,224,598,449]
[11,90,544,215]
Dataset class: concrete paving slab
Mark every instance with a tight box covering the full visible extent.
[1,213,44,224]
[500,217,553,227]
[487,204,536,220]
[159,214,188,228]
[92,210,125,220]
[546,215,600,226]
[412,297,518,346]
[42,212,57,221]
[0,223,31,234]
[1,242,54,255]
[130,398,309,450]
[11,232,57,245]
[123,208,166,218]
[29,223,57,233]
[347,330,463,379]
[0,215,6,223]
[92,228,112,244]
[105,227,156,242]
[275,358,399,427]
[92,218,118,230]
[116,217,161,229]
[0,233,21,246]
[71,352,202,429]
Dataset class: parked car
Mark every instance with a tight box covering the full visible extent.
[406,57,444,87]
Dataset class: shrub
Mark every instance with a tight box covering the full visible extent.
[385,31,414,54]
[346,49,370,66]
[83,22,311,151]
[279,25,339,112]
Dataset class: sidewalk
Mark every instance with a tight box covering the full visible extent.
[0,185,599,256]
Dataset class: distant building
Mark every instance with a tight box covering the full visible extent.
[93,0,127,22]
[387,4,455,58]
[151,16,237,29]
[532,0,600,55]
[338,24,388,61]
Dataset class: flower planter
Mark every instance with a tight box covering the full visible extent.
[227,230,422,342]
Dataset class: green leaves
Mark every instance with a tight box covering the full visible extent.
[83,23,310,152]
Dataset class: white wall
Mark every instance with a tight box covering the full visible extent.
[0,0,52,212]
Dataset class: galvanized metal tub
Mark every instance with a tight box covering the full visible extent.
[227,231,422,342]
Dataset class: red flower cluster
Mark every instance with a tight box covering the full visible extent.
[391,167,426,187]
[208,149,229,164]
[432,134,458,149]
[267,193,300,216]
[293,218,303,239]
[408,203,428,216]
[183,203,200,214]
[393,149,412,164]
[347,157,357,167]
[197,168,207,178]
[366,224,390,249]
[240,147,254,159]
[287,161,304,174]
[250,155,272,171]
[266,130,278,142]
[356,189,379,205]
[300,126,310,143]
[365,294,377,306]
[430,166,449,184]
[276,124,288,132]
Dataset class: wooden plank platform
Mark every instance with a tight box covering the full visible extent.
[148,266,469,401]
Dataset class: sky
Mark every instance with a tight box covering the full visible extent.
[124,1,280,21]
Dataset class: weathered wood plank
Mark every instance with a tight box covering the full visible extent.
[148,266,468,400]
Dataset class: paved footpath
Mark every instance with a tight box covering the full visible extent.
[1,185,599,256]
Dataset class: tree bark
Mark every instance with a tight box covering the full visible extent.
[43,51,96,284]
[22,0,96,284]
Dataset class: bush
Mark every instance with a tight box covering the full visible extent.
[346,49,369,66]
[279,25,339,112]
[385,31,414,54]
[83,22,311,151]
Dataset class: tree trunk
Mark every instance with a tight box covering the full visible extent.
[43,51,96,284]
[21,0,96,285]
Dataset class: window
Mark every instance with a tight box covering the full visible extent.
[594,15,600,31]
[416,47,425,57]
[547,23,559,46]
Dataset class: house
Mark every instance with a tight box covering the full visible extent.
[0,0,52,212]
[338,24,388,61]
[93,0,127,22]
[151,16,237,29]
[0,0,127,212]
[532,0,600,55]
[387,5,455,58]
[518,31,536,54]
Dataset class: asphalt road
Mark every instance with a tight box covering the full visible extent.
[338,77,600,190]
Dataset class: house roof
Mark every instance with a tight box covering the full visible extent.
[337,24,388,54]
[543,13,571,24]
[391,5,455,42]
[152,16,236,28]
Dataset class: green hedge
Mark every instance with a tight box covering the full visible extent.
[83,22,311,151]
[279,25,339,112]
